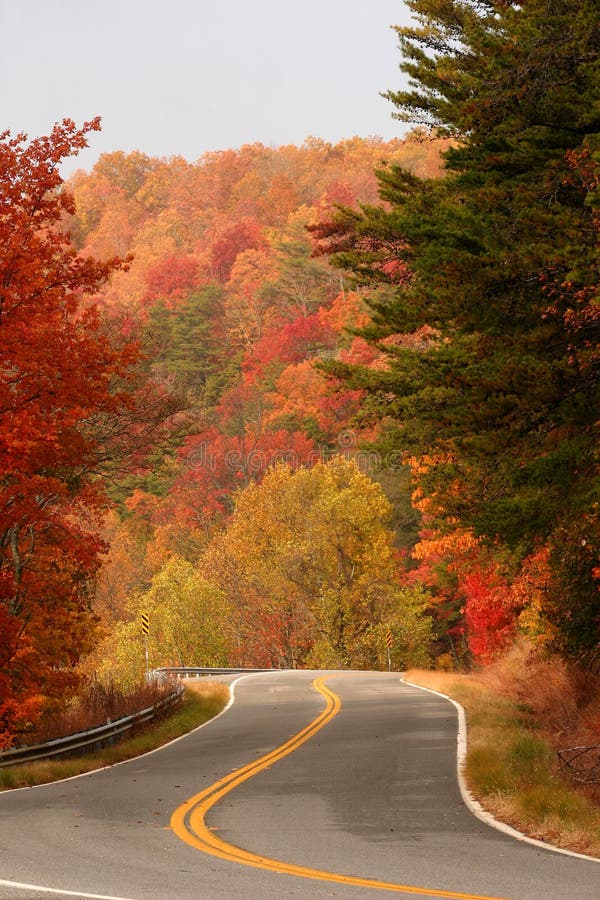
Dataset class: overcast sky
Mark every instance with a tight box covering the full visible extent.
[0,0,414,175]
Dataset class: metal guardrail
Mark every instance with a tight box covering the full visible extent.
[0,683,184,769]
[154,666,276,678]
[0,667,280,769]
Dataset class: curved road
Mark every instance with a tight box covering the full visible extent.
[0,671,597,900]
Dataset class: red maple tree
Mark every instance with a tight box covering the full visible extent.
[0,119,139,745]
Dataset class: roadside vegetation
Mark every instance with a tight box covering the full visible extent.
[0,680,228,791]
[19,678,178,744]
[406,644,600,858]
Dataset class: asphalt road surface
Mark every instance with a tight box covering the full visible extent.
[0,671,597,900]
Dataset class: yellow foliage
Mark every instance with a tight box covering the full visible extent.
[203,456,432,669]
[95,557,232,688]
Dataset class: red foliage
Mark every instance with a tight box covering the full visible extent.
[206,217,264,282]
[0,120,138,745]
[142,254,200,307]
[317,181,357,212]
[242,312,335,384]
[407,528,515,662]
[157,416,319,538]
[461,568,516,663]
[233,593,313,669]
[339,336,379,366]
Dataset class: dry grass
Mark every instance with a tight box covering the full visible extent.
[182,677,229,699]
[480,643,600,806]
[0,680,229,790]
[20,679,178,745]
[405,657,600,858]
[481,643,600,738]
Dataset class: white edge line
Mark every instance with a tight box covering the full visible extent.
[401,677,600,864]
[0,672,274,899]
[0,878,137,899]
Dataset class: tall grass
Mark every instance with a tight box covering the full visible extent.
[479,641,600,748]
[21,679,177,745]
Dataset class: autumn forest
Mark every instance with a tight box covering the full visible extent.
[1,0,599,749]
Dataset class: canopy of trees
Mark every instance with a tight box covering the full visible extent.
[2,126,445,744]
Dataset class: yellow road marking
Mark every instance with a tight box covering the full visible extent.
[170,675,513,900]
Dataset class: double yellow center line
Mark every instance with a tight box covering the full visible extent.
[170,675,512,900]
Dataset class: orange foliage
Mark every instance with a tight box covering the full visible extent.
[318,290,371,336]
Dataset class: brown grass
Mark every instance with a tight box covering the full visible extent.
[179,677,230,700]
[480,642,600,804]
[479,642,588,734]
[19,678,177,746]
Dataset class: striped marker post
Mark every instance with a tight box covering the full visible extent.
[385,630,393,672]
[141,612,150,675]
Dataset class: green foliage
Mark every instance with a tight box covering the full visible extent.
[146,285,230,404]
[319,0,600,657]
[309,584,432,670]
[96,557,232,687]
[263,214,342,317]
[544,523,600,661]
[371,465,422,552]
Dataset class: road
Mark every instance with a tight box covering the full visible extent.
[0,671,597,900]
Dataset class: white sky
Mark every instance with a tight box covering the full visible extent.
[0,0,414,175]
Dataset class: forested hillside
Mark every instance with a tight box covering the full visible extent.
[1,0,598,750]
[75,133,448,684]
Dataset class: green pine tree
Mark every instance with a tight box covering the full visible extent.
[316,0,600,658]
